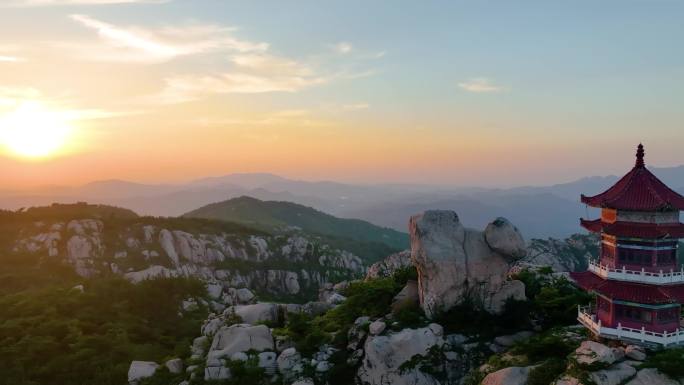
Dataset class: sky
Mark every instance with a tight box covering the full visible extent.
[0,0,683,189]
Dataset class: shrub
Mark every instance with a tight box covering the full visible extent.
[527,358,566,385]
[511,331,579,362]
[644,348,684,378]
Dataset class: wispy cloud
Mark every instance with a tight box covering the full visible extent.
[67,14,267,62]
[333,42,353,54]
[341,103,369,111]
[6,0,167,6]
[0,86,42,108]
[458,77,504,93]
[192,109,333,131]
[0,56,24,62]
[150,53,332,103]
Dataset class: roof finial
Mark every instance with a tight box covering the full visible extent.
[636,143,645,168]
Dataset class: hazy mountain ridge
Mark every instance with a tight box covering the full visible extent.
[2,164,683,238]
[183,196,409,254]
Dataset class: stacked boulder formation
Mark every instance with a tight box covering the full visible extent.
[409,211,527,317]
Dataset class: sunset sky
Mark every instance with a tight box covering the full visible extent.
[0,0,683,189]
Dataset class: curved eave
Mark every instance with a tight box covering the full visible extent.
[570,271,684,305]
[580,166,684,211]
[579,218,684,238]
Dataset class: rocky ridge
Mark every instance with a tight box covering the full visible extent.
[13,218,365,299]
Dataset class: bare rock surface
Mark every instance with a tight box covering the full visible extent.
[206,324,274,363]
[625,368,679,385]
[357,324,444,385]
[128,361,159,385]
[589,362,637,385]
[481,366,533,385]
[573,341,624,366]
[409,210,526,316]
[366,250,412,279]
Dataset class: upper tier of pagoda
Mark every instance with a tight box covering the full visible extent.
[581,144,684,211]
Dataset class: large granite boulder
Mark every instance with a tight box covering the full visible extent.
[573,341,624,367]
[409,211,526,317]
[589,362,637,385]
[357,324,444,385]
[625,368,679,385]
[482,366,534,385]
[128,361,159,385]
[229,303,281,325]
[484,218,526,258]
[206,324,274,362]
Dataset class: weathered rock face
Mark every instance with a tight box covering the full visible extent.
[573,341,624,367]
[625,368,679,385]
[589,362,637,385]
[519,234,598,272]
[481,366,533,385]
[409,211,526,317]
[207,324,274,363]
[127,361,159,385]
[391,280,419,313]
[14,219,365,299]
[357,324,444,385]
[484,218,526,259]
[365,250,412,280]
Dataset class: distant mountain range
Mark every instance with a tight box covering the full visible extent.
[2,166,683,239]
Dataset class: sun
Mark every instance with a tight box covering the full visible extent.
[0,101,73,159]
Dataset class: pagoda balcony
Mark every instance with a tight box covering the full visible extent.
[578,306,684,347]
[588,259,684,285]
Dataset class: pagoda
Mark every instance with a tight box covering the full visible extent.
[571,144,684,346]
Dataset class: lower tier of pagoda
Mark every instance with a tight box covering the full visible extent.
[580,218,684,238]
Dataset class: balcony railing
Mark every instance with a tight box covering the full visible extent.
[578,306,684,347]
[588,260,684,284]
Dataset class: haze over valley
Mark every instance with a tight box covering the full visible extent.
[4,164,684,238]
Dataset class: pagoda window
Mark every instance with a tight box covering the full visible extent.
[657,307,679,324]
[615,304,652,323]
[617,248,653,266]
[656,249,677,265]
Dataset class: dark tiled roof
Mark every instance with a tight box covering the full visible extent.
[581,145,684,211]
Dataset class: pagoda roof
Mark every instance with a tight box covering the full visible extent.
[570,271,684,304]
[581,144,684,211]
[580,218,684,238]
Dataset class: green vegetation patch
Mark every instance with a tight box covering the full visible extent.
[0,274,208,385]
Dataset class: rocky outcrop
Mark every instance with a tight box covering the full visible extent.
[230,303,281,325]
[391,280,419,313]
[481,366,534,385]
[365,250,411,280]
[626,368,679,385]
[206,324,274,364]
[409,211,526,317]
[573,341,624,367]
[519,234,598,272]
[14,220,365,299]
[589,362,636,385]
[127,361,159,385]
[357,324,445,385]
